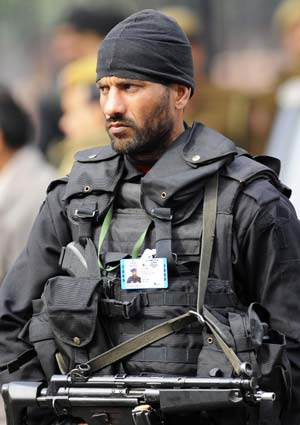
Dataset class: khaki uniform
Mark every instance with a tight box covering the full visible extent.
[249,66,300,155]
[248,0,300,154]
[184,80,251,150]
[49,128,109,176]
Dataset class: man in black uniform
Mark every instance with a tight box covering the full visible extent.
[0,9,300,425]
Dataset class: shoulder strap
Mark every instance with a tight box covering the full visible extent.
[197,173,219,313]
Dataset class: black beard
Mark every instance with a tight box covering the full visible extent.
[106,89,174,159]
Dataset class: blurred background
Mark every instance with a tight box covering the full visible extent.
[2,0,299,157]
[0,0,287,101]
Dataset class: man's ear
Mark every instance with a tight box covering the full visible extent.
[0,129,5,150]
[171,84,191,110]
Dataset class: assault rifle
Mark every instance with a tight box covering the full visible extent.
[2,371,275,425]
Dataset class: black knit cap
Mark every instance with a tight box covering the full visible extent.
[96,9,195,95]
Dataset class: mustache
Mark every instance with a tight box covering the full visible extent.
[105,115,135,127]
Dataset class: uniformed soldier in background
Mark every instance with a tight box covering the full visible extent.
[161,6,252,151]
[249,0,300,155]
[48,54,109,175]
[273,0,300,88]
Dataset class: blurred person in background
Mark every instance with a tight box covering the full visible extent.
[161,6,252,151]
[49,54,109,176]
[0,86,56,284]
[38,6,124,163]
[249,0,300,155]
[266,0,300,215]
[273,0,300,87]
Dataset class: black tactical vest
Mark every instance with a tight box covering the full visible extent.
[42,122,287,378]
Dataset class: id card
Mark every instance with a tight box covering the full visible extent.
[120,257,168,290]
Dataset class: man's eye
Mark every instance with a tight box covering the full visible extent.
[123,83,138,91]
[99,86,109,95]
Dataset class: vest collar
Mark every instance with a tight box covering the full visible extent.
[63,122,238,222]
[141,122,238,219]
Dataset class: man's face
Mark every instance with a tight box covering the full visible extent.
[282,23,300,59]
[59,85,104,141]
[97,77,175,159]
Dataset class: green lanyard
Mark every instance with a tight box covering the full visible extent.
[97,205,152,272]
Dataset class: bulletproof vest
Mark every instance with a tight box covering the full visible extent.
[49,123,287,378]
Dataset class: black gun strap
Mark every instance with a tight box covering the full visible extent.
[86,311,197,373]
[0,348,36,373]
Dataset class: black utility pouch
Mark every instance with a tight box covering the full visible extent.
[43,276,102,372]
[196,278,239,378]
[196,306,236,379]
[196,302,292,413]
[253,305,292,410]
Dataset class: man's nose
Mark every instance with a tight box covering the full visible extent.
[102,88,126,117]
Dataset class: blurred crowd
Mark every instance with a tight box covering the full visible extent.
[0,0,300,284]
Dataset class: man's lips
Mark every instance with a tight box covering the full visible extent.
[108,122,131,135]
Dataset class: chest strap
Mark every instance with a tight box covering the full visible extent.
[74,201,98,245]
[151,207,178,276]
[70,311,198,380]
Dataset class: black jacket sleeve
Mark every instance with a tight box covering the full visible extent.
[0,182,71,384]
[234,180,300,424]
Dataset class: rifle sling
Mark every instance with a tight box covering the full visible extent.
[197,173,219,313]
[86,311,197,373]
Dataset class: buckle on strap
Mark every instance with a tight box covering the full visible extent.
[151,207,173,221]
[151,207,177,275]
[74,208,98,219]
[106,300,132,319]
[74,202,98,243]
[100,293,148,319]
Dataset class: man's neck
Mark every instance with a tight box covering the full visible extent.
[127,155,156,174]
[131,122,186,162]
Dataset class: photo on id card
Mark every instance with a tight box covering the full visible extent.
[120,257,168,290]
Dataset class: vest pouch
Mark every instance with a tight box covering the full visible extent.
[196,279,241,378]
[196,302,265,379]
[247,303,291,400]
[251,305,292,412]
[43,275,100,372]
[196,308,235,378]
[197,301,291,420]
